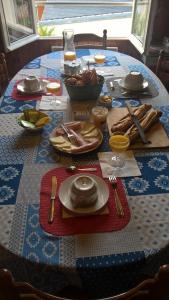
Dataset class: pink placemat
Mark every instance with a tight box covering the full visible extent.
[39,164,131,236]
[12,78,62,101]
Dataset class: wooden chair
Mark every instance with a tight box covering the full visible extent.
[1,265,169,300]
[62,29,108,50]
[155,49,169,90]
[0,53,9,96]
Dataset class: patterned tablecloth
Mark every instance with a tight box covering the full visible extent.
[0,49,169,299]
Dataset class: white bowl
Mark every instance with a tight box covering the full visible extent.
[124,71,144,90]
[70,175,98,208]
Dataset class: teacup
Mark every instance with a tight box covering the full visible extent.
[124,71,144,90]
[24,76,41,92]
[70,175,98,208]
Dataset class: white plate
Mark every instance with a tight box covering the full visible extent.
[17,79,47,94]
[119,78,149,91]
[49,121,103,155]
[58,174,109,215]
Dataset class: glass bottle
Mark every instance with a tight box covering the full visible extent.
[63,29,76,62]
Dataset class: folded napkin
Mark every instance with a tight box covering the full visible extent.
[39,95,68,111]
[98,151,141,178]
[96,66,127,77]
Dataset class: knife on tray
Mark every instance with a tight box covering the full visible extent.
[48,176,57,224]
[126,102,150,144]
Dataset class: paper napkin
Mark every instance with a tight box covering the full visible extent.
[39,95,68,110]
[98,151,141,178]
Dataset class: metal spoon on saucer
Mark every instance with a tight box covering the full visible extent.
[66,165,97,172]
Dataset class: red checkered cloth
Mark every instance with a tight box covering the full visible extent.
[12,78,62,101]
[39,164,131,236]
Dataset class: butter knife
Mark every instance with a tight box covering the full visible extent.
[48,176,57,224]
[126,102,150,144]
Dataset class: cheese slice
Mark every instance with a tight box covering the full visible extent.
[83,128,99,138]
[50,136,66,144]
[80,123,96,135]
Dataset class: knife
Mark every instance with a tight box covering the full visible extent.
[126,102,150,144]
[48,176,57,224]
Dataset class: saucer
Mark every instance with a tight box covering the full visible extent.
[119,78,149,91]
[17,79,45,94]
[58,174,109,215]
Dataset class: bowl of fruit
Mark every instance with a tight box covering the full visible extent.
[64,69,104,101]
[17,109,51,131]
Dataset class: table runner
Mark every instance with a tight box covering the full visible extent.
[39,164,130,236]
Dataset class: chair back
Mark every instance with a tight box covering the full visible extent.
[102,264,169,300]
[1,265,169,299]
[0,53,9,96]
[155,49,169,89]
[62,30,107,50]
[0,269,68,300]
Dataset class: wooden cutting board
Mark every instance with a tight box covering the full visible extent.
[107,107,169,149]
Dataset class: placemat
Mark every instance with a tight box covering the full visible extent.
[39,164,130,236]
[106,77,159,99]
[12,78,62,101]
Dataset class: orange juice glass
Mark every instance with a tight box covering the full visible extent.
[94,54,106,64]
[109,133,130,170]
[64,51,76,61]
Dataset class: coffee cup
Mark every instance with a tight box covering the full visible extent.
[70,175,98,208]
[124,71,144,90]
[24,76,41,92]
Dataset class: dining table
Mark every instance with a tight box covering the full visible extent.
[0,48,169,299]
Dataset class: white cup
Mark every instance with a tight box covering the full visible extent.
[70,175,98,208]
[124,71,144,90]
[24,76,41,92]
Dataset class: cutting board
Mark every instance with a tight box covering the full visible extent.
[107,107,169,149]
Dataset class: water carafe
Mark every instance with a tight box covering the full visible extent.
[63,29,76,61]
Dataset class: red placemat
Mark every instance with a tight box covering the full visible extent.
[39,164,131,236]
[12,78,62,101]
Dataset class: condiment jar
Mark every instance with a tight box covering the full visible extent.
[91,106,108,127]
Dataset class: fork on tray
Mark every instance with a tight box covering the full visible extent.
[60,124,77,145]
[109,176,124,217]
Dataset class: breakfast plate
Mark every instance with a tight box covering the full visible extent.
[58,174,109,215]
[49,121,103,154]
[118,78,149,91]
[17,79,47,94]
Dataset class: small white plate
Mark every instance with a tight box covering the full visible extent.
[17,79,47,94]
[58,174,109,215]
[119,78,149,91]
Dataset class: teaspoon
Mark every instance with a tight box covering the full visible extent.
[66,165,97,172]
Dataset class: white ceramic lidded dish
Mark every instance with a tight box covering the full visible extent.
[24,76,41,92]
[119,71,149,91]
[70,175,98,208]
[58,174,109,215]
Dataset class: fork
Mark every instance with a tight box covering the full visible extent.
[108,176,124,217]
[60,124,77,144]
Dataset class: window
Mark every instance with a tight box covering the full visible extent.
[0,0,157,54]
[130,0,158,54]
[0,0,37,51]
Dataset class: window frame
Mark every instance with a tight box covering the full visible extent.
[0,0,38,52]
[129,0,158,54]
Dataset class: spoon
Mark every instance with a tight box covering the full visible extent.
[66,165,97,172]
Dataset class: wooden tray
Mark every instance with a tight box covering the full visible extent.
[107,107,169,149]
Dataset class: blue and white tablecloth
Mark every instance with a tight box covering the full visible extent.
[0,49,169,298]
